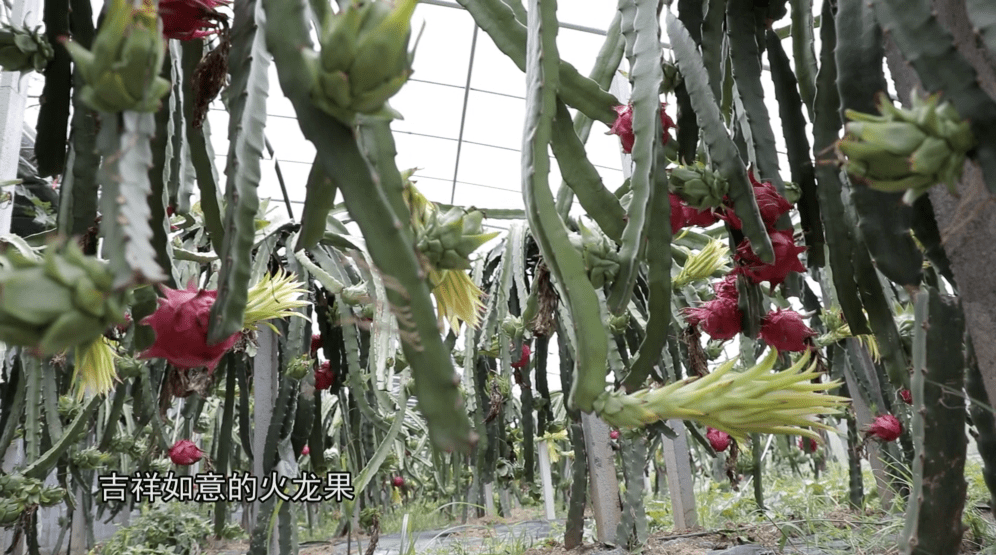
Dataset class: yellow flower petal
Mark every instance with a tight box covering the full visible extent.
[72,337,119,400]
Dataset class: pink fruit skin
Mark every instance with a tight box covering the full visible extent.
[169,440,204,466]
[511,344,531,369]
[315,361,334,391]
[759,309,816,353]
[608,103,676,154]
[159,0,230,41]
[866,414,902,442]
[683,297,743,341]
[706,427,731,452]
[139,282,240,372]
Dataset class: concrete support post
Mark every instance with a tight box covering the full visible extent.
[537,439,556,520]
[580,412,620,544]
[252,326,280,550]
[662,420,698,531]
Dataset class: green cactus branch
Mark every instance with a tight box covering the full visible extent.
[208,0,269,344]
[34,0,71,178]
[700,0,727,104]
[180,40,225,248]
[454,0,619,125]
[60,0,99,239]
[607,0,662,314]
[261,0,475,454]
[901,285,968,555]
[765,28,825,267]
[96,112,167,288]
[549,101,626,242]
[555,11,624,218]
[665,11,774,264]
[788,0,818,121]
[870,0,996,196]
[811,0,869,335]
[726,0,786,197]
[520,0,607,414]
[622,115,671,393]
[835,0,923,287]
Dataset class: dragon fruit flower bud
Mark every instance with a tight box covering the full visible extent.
[899,389,913,405]
[865,414,902,442]
[759,309,816,353]
[607,102,676,154]
[315,361,334,391]
[169,440,203,466]
[707,427,731,452]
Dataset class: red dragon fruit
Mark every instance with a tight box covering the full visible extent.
[759,309,816,352]
[865,414,902,442]
[712,274,739,300]
[899,389,913,405]
[315,360,334,391]
[607,102,676,154]
[799,437,818,453]
[169,440,204,466]
[139,281,240,372]
[310,333,323,356]
[707,427,731,452]
[610,430,620,440]
[158,0,230,41]
[392,476,405,488]
[301,445,310,456]
[511,344,531,369]
[733,229,807,287]
[683,297,743,340]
